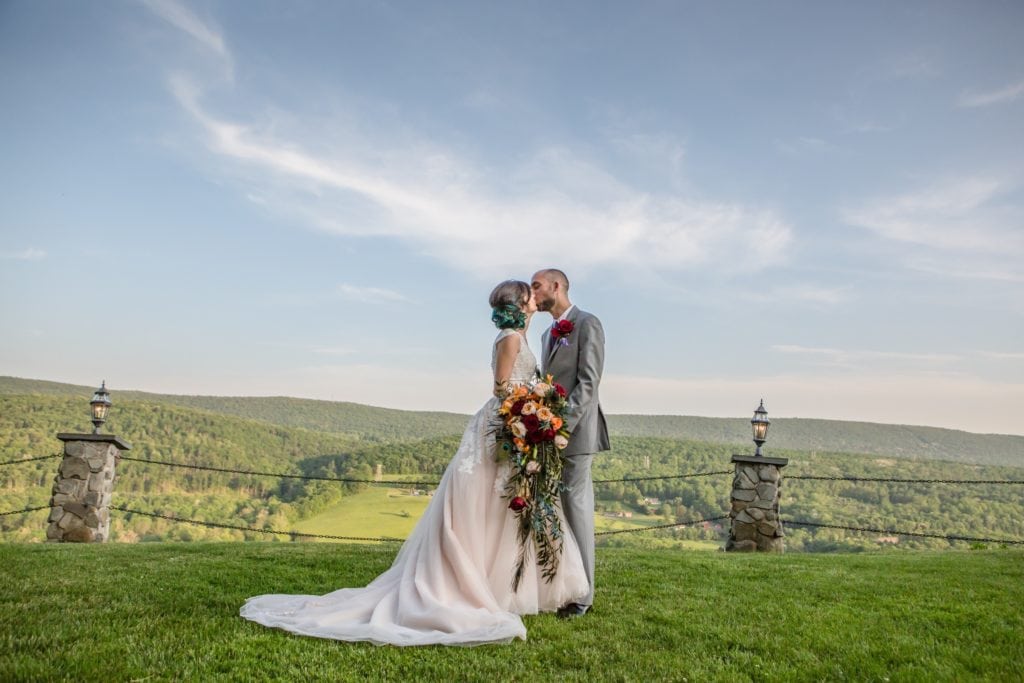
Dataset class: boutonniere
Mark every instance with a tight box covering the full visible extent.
[551,319,574,346]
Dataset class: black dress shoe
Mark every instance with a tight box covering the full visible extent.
[556,603,591,619]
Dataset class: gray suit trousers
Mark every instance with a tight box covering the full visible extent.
[561,453,595,607]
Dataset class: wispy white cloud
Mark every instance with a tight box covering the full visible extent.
[771,344,961,366]
[842,177,1024,254]
[0,248,46,261]
[906,256,1024,283]
[140,0,233,82]
[607,132,687,176]
[601,371,1024,436]
[752,284,852,306]
[979,351,1024,361]
[166,75,792,279]
[336,284,409,304]
[141,0,228,57]
[958,79,1024,108]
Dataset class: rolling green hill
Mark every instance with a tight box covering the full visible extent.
[2,390,1022,549]
[0,376,468,442]
[3,375,1022,466]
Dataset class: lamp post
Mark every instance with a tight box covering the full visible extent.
[50,381,131,543]
[751,399,770,457]
[90,381,112,434]
[727,399,786,552]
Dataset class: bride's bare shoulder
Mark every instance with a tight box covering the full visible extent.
[494,329,522,348]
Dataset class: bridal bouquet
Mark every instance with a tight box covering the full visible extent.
[495,375,571,591]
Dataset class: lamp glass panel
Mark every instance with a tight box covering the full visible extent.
[92,402,109,420]
[752,421,768,440]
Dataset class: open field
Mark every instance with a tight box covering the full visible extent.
[292,485,721,550]
[1,543,1021,681]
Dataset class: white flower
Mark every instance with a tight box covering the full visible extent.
[532,382,551,396]
[511,421,527,438]
[520,401,538,415]
[554,435,569,449]
[525,460,541,475]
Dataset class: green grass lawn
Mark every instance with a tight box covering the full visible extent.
[294,486,720,551]
[2,544,1021,681]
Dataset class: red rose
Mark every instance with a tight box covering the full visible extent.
[554,383,567,398]
[525,430,541,445]
[543,428,556,441]
[522,414,540,431]
[553,320,574,338]
[511,399,526,416]
[509,496,527,512]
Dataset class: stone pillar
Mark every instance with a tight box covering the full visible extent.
[726,454,788,552]
[46,433,131,543]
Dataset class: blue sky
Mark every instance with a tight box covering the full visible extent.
[1,1,1022,435]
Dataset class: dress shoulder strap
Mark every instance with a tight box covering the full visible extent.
[494,328,519,342]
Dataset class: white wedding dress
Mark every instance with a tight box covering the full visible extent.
[240,329,589,646]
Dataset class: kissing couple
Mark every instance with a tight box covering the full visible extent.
[241,268,609,646]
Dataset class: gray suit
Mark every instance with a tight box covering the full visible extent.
[541,306,610,607]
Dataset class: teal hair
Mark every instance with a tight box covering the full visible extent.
[491,303,527,330]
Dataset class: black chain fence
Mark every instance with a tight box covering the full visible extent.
[4,451,1023,546]
[111,505,405,543]
[0,505,49,517]
[782,519,1024,546]
[118,455,734,486]
[788,475,1024,484]
[595,515,729,537]
[594,470,732,483]
[0,454,61,467]
[118,455,442,487]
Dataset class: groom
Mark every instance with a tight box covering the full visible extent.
[532,268,610,619]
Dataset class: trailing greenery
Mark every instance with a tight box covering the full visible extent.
[1,543,1021,680]
[4,375,1023,465]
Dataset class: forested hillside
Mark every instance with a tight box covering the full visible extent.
[0,376,467,441]
[607,414,1024,467]
[3,376,1022,466]
[2,392,1022,550]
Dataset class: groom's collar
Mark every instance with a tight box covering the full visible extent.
[554,303,576,322]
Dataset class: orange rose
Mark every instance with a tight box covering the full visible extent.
[550,417,563,430]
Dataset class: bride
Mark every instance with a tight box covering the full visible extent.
[240,279,589,646]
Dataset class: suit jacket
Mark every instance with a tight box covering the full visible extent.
[541,306,611,457]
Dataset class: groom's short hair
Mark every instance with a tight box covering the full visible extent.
[539,268,570,291]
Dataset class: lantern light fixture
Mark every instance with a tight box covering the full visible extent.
[90,381,112,435]
[751,399,770,457]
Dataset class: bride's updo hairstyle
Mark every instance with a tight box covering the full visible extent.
[489,279,530,330]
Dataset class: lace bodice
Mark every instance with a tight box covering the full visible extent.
[491,329,539,383]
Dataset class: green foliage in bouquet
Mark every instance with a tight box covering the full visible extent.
[494,375,571,590]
